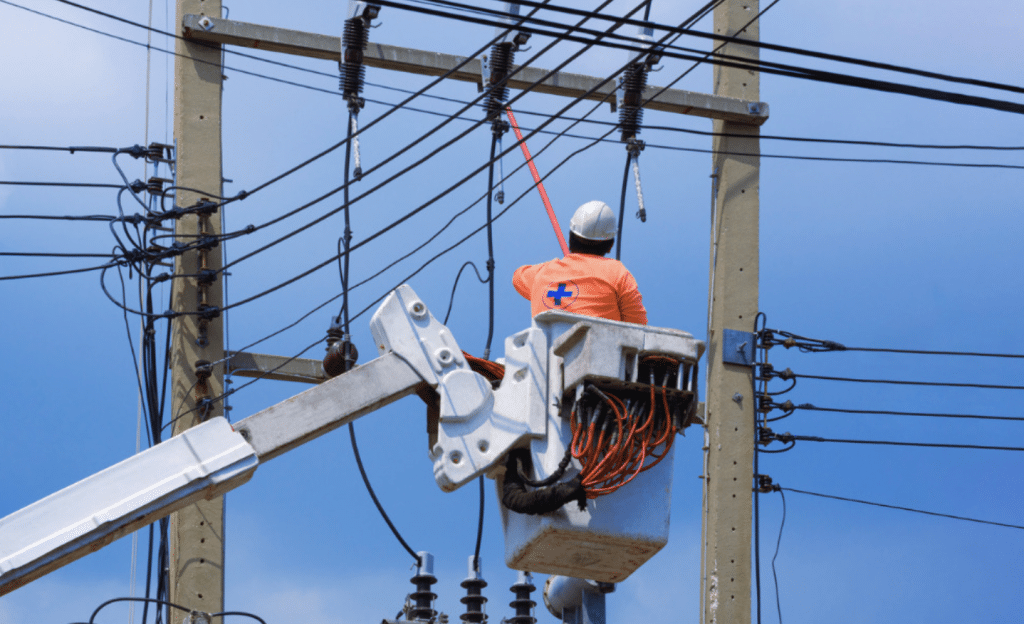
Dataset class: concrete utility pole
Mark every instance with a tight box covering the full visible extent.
[170,0,226,618]
[701,1,761,623]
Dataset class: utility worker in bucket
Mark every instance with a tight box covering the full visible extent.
[513,200,647,325]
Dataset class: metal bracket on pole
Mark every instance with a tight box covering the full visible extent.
[722,329,756,366]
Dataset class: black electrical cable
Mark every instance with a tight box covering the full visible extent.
[782,487,1024,530]
[345,93,615,301]
[8,0,546,210]
[0,180,123,188]
[417,0,1024,98]
[0,213,115,221]
[483,131,499,359]
[753,312,768,624]
[217,0,627,276]
[348,423,420,562]
[211,612,269,624]
[87,597,190,624]
[381,0,1024,115]
[843,346,1024,358]
[215,2,672,312]
[345,126,611,325]
[169,124,609,427]
[443,261,488,325]
[0,251,112,258]
[0,261,118,281]
[787,403,1024,423]
[353,93,1024,168]
[0,144,118,152]
[615,150,631,260]
[789,371,1024,391]
[772,489,785,624]
[474,474,485,567]
[772,433,1024,452]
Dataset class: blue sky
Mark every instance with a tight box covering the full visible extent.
[1,1,1022,623]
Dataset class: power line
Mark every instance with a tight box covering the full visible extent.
[0,144,119,153]
[438,0,1024,98]
[843,345,1024,358]
[0,214,114,221]
[377,0,1024,115]
[782,487,1024,530]
[0,180,123,188]
[0,261,118,281]
[0,251,112,258]
[760,328,1024,357]
[763,431,1024,452]
[786,371,1024,391]
[214,0,645,282]
[779,402,1024,423]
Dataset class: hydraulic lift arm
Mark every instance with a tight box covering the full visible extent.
[0,284,704,595]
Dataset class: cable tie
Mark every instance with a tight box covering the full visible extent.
[755,474,781,493]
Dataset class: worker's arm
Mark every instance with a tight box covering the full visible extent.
[617,269,648,325]
[512,264,538,300]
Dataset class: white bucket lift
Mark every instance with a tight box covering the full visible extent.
[0,285,703,595]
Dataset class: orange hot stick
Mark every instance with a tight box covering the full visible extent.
[505,106,570,257]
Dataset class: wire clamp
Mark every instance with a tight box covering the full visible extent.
[755,474,781,494]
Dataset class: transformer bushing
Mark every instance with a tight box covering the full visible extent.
[507,570,537,624]
[460,556,488,623]
[409,551,439,621]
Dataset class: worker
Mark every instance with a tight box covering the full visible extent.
[513,200,647,325]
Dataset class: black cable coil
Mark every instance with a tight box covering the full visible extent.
[340,17,369,102]
[485,42,515,120]
[618,62,648,141]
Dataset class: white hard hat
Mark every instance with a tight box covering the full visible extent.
[569,200,617,241]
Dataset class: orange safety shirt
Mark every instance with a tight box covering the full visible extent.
[512,253,647,325]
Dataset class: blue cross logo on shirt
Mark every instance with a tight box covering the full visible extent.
[543,280,579,310]
[547,283,573,305]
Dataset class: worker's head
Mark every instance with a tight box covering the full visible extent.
[568,200,616,256]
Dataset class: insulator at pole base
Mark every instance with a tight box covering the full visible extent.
[410,551,439,622]
[460,556,488,623]
[507,571,537,624]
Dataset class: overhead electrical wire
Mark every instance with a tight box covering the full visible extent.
[377,0,1024,115]
[782,487,1024,531]
[773,402,1024,423]
[761,432,1024,452]
[216,0,633,277]
[0,180,123,188]
[782,371,1024,391]
[417,0,1024,98]
[209,3,656,311]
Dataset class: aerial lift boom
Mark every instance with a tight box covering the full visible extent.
[0,285,703,597]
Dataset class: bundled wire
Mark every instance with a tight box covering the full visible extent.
[570,355,682,499]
